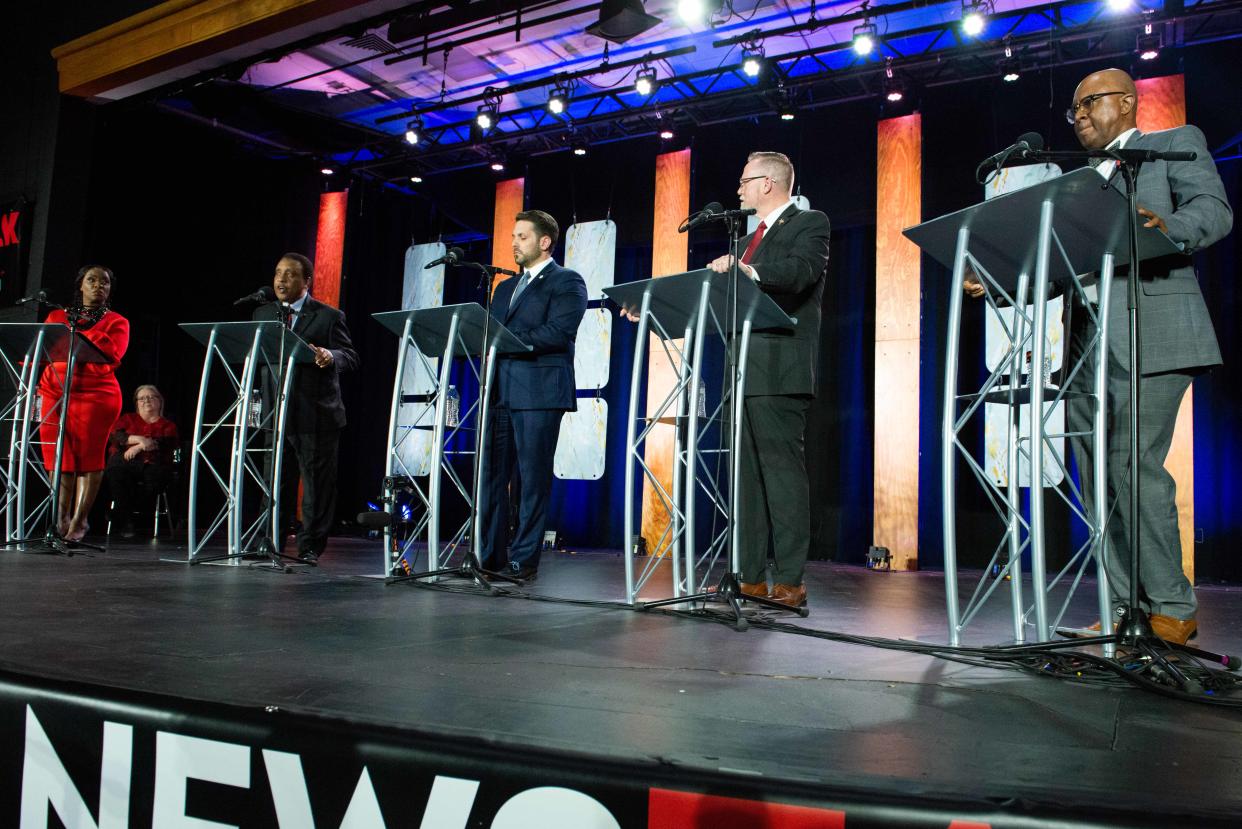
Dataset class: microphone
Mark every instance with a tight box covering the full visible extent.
[490,265,519,277]
[425,247,465,269]
[16,290,47,305]
[978,132,1045,173]
[356,510,393,529]
[233,286,275,306]
[679,202,724,234]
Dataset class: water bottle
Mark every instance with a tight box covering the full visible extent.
[247,388,262,428]
[696,384,706,418]
[445,385,460,427]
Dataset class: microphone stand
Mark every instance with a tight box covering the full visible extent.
[1011,147,1236,684]
[387,262,523,592]
[641,212,806,629]
[2,300,106,555]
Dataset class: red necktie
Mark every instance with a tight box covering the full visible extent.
[740,221,767,265]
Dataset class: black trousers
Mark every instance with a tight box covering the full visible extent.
[275,430,341,557]
[106,458,175,525]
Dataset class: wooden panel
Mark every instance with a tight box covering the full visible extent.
[1136,74,1194,583]
[311,190,347,308]
[641,150,691,553]
[874,115,922,571]
[491,178,526,294]
[53,0,370,98]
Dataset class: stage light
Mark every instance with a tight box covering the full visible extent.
[659,128,675,140]
[476,105,495,130]
[404,116,422,145]
[573,145,588,156]
[547,86,568,115]
[779,105,796,121]
[852,22,878,57]
[490,160,506,172]
[1107,0,1131,10]
[586,0,662,45]
[410,175,423,183]
[320,166,335,176]
[961,1,988,37]
[1001,42,1020,82]
[884,60,904,102]
[1137,22,1161,60]
[635,65,658,97]
[677,0,708,24]
[741,46,764,78]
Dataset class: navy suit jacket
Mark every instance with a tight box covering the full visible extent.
[491,260,588,410]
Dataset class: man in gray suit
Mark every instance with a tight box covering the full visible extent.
[707,151,831,609]
[1065,68,1232,644]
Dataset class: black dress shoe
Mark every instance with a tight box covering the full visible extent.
[297,550,320,565]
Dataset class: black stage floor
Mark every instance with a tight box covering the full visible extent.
[2,536,1242,826]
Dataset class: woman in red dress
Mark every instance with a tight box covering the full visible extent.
[38,265,129,541]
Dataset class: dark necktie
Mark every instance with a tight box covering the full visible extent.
[740,221,767,265]
[509,271,532,309]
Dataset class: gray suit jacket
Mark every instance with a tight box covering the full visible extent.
[740,205,831,397]
[1100,126,1232,374]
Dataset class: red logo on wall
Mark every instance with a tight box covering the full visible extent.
[0,209,19,247]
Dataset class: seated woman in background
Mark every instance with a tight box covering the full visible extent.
[106,384,178,538]
[38,265,128,542]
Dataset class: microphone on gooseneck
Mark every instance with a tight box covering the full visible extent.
[233,286,276,306]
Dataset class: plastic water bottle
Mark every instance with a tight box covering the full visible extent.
[247,388,262,428]
[446,385,460,427]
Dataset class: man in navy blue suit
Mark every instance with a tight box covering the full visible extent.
[479,210,588,581]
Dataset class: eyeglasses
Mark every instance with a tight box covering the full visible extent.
[738,175,769,187]
[136,396,161,403]
[1065,91,1126,124]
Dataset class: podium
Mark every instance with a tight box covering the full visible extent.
[904,167,1182,645]
[178,321,315,564]
[603,269,794,606]
[373,303,530,578]
[1,323,111,546]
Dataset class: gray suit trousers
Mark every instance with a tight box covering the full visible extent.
[1066,302,1197,620]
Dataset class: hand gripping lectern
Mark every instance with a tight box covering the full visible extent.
[904,167,1182,646]
[179,321,316,566]
[373,303,530,578]
[603,268,795,609]
[1,323,110,548]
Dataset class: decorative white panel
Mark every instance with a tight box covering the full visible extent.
[984,400,1066,487]
[555,398,607,480]
[564,220,616,300]
[574,309,611,391]
[396,243,445,477]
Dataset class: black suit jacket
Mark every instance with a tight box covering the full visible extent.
[252,296,359,432]
[740,205,832,397]
[491,260,588,411]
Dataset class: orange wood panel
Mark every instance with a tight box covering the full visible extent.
[1136,74,1195,583]
[53,0,369,98]
[874,114,922,571]
[640,150,691,565]
[491,178,526,294]
[311,190,347,308]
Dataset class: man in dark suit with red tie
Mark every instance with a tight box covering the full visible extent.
[707,152,831,609]
[480,211,588,581]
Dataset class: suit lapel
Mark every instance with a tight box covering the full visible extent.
[505,263,553,321]
[748,205,801,262]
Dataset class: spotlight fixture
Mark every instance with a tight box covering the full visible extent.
[490,159,506,172]
[320,166,335,176]
[476,105,495,131]
[741,45,764,78]
[852,22,878,57]
[1107,0,1131,10]
[677,0,720,24]
[1137,21,1161,60]
[404,115,422,145]
[573,145,588,157]
[884,62,904,103]
[547,85,568,115]
[659,128,675,140]
[961,0,989,37]
[778,105,796,121]
[1001,41,1020,82]
[635,65,658,97]
[410,175,424,184]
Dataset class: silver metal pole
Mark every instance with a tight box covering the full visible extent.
[269,351,297,555]
[1094,254,1116,657]
[188,327,217,559]
[1006,272,1031,643]
[730,320,753,574]
[1028,198,1056,640]
[683,280,712,593]
[11,333,43,540]
[428,311,460,571]
[383,315,414,575]
[230,330,262,559]
[472,342,498,569]
[623,290,653,603]
[671,325,693,597]
[942,227,970,646]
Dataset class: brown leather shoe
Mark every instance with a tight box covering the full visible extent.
[738,581,769,599]
[769,583,807,608]
[1150,614,1198,645]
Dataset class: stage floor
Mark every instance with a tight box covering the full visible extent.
[2,536,1242,825]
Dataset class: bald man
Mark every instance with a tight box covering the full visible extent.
[1064,69,1232,644]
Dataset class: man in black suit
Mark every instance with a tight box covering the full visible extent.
[479,210,588,581]
[253,252,359,563]
[708,151,831,609]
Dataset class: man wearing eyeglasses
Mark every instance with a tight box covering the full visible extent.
[704,151,831,609]
[1063,68,1232,644]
